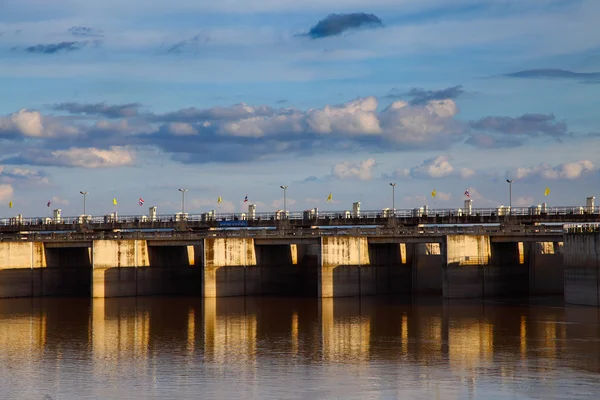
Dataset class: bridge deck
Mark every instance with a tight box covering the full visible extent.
[1,206,598,234]
[0,225,565,243]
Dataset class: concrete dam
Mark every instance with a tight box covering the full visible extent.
[0,225,598,306]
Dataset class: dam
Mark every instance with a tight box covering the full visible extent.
[0,223,597,305]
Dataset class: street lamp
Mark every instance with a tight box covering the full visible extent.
[79,191,88,215]
[178,188,188,214]
[506,179,514,215]
[280,185,288,218]
[389,183,396,217]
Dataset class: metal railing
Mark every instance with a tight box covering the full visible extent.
[0,224,567,242]
[1,205,598,228]
[564,223,600,233]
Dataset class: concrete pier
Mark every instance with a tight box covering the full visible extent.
[0,228,586,303]
[564,232,599,306]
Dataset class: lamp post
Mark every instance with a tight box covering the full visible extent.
[506,179,514,215]
[389,183,396,217]
[178,188,188,214]
[280,185,288,218]
[79,191,88,215]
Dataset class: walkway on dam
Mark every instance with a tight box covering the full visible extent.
[0,205,599,233]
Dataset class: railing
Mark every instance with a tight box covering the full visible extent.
[0,205,598,229]
[564,223,600,233]
[0,224,567,242]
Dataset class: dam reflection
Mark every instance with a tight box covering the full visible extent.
[0,296,599,398]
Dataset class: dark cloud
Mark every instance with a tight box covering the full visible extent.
[166,34,208,54]
[407,86,464,105]
[23,40,100,54]
[50,102,141,118]
[0,167,50,187]
[151,103,275,123]
[470,113,568,138]
[504,68,600,82]
[68,26,103,38]
[465,134,524,149]
[382,86,464,104]
[302,176,319,183]
[302,13,383,39]
[276,99,288,104]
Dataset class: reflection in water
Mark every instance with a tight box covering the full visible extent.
[0,296,599,399]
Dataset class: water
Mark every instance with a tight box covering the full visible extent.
[0,296,598,400]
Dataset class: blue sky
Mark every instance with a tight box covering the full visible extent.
[1,0,599,217]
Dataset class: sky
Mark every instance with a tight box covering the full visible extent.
[1,0,599,218]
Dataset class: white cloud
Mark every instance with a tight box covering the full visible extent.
[271,197,297,210]
[0,109,82,138]
[459,168,475,179]
[510,160,597,181]
[50,196,69,206]
[0,167,50,186]
[12,146,136,168]
[332,158,376,180]
[0,184,14,202]
[210,97,463,148]
[411,156,455,179]
[514,196,535,207]
[190,198,235,213]
[408,155,475,180]
[304,197,321,206]
[306,97,381,135]
[435,191,452,201]
[389,168,411,180]
[0,109,43,137]
[166,122,198,136]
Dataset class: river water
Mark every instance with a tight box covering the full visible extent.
[0,296,598,400]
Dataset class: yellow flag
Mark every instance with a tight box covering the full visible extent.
[431,189,437,198]
[8,201,12,208]
[113,198,118,205]
[326,193,332,202]
[217,196,222,204]
[544,187,550,196]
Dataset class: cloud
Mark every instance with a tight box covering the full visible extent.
[68,26,103,38]
[0,167,50,187]
[145,97,465,163]
[304,197,321,207]
[3,146,135,168]
[513,196,536,207]
[0,184,13,202]
[166,34,209,54]
[190,198,235,213]
[468,113,569,147]
[408,156,475,180]
[504,69,600,82]
[389,85,466,105]
[507,160,597,181]
[0,109,82,138]
[49,196,69,206]
[302,13,383,39]
[153,103,275,123]
[331,158,376,180]
[22,41,98,54]
[0,94,571,166]
[465,134,524,149]
[0,109,43,137]
[434,191,452,201]
[271,197,297,210]
[50,102,141,118]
